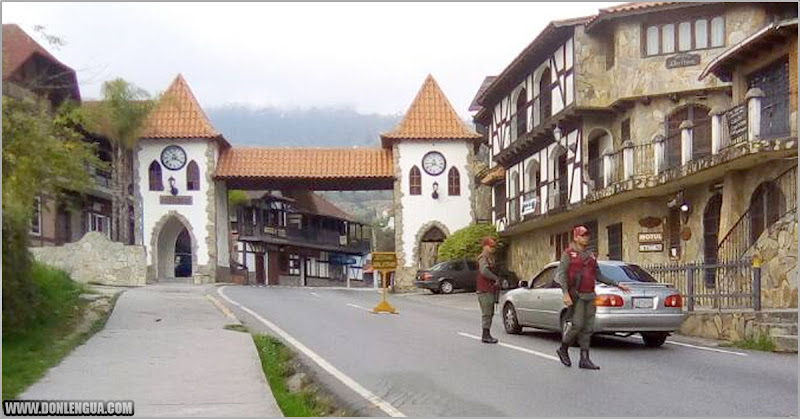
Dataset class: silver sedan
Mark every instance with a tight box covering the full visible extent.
[499,260,686,347]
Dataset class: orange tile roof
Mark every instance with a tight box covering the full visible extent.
[140,74,225,142]
[215,147,394,179]
[381,74,481,145]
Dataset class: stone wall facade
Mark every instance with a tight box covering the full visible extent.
[749,211,798,309]
[30,232,146,286]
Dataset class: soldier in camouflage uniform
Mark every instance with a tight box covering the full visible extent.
[476,237,502,344]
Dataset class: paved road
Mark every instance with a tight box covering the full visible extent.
[218,285,798,417]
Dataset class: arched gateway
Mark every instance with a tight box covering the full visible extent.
[136,74,481,289]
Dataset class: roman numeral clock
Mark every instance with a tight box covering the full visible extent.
[422,151,446,176]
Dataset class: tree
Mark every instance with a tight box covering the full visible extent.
[2,95,103,330]
[76,79,156,244]
[437,223,503,262]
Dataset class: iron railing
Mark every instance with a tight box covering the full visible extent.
[543,178,569,212]
[633,142,655,177]
[643,259,757,310]
[717,165,798,262]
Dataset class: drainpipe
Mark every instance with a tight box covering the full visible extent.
[680,120,694,165]
[709,106,726,154]
[746,87,765,142]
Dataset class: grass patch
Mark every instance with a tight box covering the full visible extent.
[726,334,776,352]
[252,334,343,417]
[2,263,117,400]
[224,324,248,333]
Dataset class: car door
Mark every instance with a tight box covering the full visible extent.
[447,261,465,288]
[539,269,566,330]
[465,260,478,290]
[524,267,558,328]
[515,266,555,326]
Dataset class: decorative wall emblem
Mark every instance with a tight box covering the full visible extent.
[639,216,662,228]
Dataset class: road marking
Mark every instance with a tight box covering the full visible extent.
[310,292,320,297]
[659,339,747,356]
[346,303,372,312]
[206,294,238,321]
[217,287,406,417]
[458,332,560,362]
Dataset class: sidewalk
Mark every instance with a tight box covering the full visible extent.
[21,284,283,417]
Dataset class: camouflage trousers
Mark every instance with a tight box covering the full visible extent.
[477,292,496,329]
[562,293,596,350]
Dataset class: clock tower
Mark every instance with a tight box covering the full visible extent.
[380,75,483,290]
[135,74,231,284]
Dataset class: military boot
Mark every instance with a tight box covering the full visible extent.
[579,350,600,370]
[482,328,498,344]
[556,343,571,367]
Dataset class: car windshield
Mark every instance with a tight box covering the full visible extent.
[429,262,449,272]
[599,264,657,283]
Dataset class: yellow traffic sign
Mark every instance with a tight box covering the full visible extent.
[371,252,397,270]
[372,269,398,314]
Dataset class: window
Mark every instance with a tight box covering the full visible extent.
[621,119,631,144]
[711,17,724,47]
[409,166,421,195]
[583,220,598,252]
[448,167,460,196]
[643,16,724,56]
[289,254,300,276]
[532,267,556,289]
[31,196,42,236]
[607,223,622,261]
[661,24,675,54]
[186,160,200,191]
[539,68,552,123]
[598,264,657,284]
[553,231,571,260]
[149,161,163,191]
[515,90,527,139]
[86,212,111,239]
[494,183,506,217]
[606,34,615,70]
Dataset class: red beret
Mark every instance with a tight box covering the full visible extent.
[481,237,497,247]
[572,225,590,240]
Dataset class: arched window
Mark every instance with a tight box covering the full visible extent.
[749,181,784,245]
[448,167,460,196]
[409,166,422,195]
[539,68,552,123]
[515,89,527,139]
[149,161,163,191]
[186,160,200,191]
[526,160,541,194]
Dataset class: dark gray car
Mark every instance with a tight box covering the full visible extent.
[414,259,478,294]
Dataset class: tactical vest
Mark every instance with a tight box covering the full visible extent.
[566,249,597,294]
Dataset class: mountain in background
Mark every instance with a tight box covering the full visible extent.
[206,105,402,147]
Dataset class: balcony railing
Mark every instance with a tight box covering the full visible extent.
[544,178,568,212]
[633,142,655,178]
[238,216,371,254]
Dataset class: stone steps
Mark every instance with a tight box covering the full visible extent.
[773,335,798,353]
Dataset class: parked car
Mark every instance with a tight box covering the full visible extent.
[414,259,518,294]
[499,260,685,347]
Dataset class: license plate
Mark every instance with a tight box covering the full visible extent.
[633,297,654,308]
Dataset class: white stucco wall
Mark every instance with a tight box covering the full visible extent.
[138,139,215,269]
[397,141,473,268]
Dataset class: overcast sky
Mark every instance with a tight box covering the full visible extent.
[3,2,621,117]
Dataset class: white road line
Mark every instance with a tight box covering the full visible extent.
[217,287,406,417]
[665,340,748,356]
[310,292,320,297]
[458,332,560,362]
[346,303,372,312]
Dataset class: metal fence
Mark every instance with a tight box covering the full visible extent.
[633,142,655,177]
[643,259,759,311]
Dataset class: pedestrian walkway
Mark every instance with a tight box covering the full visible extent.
[21,284,283,417]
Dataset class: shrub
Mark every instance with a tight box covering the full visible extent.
[437,223,503,262]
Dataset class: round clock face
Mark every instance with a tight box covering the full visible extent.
[161,145,187,171]
[422,151,446,176]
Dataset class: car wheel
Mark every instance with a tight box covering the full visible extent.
[641,332,669,347]
[439,280,454,294]
[503,303,522,334]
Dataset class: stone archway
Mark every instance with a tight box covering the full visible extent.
[412,221,451,271]
[149,212,198,283]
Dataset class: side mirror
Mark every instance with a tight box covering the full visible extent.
[518,281,529,289]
